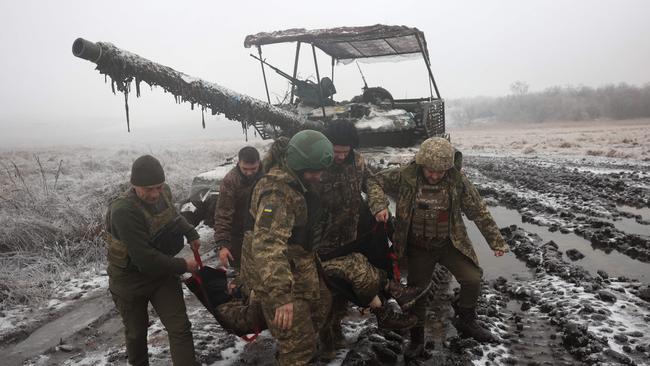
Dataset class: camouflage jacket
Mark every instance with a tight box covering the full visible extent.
[248,165,322,309]
[104,184,199,275]
[213,166,263,248]
[377,154,508,265]
[318,150,388,255]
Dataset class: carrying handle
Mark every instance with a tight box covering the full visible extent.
[192,246,203,269]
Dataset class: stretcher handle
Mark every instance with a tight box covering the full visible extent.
[192,246,203,269]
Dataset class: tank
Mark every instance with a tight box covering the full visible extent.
[72,24,445,146]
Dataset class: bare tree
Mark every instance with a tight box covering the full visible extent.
[510,81,530,96]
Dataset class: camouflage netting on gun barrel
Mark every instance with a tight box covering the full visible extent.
[91,42,309,135]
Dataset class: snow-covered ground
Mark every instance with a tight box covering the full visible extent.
[1,120,649,365]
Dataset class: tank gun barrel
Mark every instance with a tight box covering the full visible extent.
[72,38,312,136]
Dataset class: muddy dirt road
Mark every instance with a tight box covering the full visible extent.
[3,121,649,365]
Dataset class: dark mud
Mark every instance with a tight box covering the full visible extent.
[466,155,650,264]
[14,151,650,365]
[496,225,650,365]
[477,205,650,282]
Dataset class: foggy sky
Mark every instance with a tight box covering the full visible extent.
[1,0,649,148]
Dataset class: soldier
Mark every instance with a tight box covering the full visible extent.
[104,155,201,366]
[377,137,509,358]
[213,146,263,269]
[247,130,333,365]
[318,120,424,353]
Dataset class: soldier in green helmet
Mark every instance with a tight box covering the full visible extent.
[104,155,201,366]
[377,137,509,359]
[245,130,334,365]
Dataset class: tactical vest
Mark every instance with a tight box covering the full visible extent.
[287,189,324,252]
[320,155,362,246]
[409,177,451,249]
[104,187,177,269]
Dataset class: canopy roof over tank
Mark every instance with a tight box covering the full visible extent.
[244,24,429,62]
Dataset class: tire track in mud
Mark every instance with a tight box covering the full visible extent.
[464,154,650,264]
[11,149,650,365]
[494,225,650,365]
[3,291,115,366]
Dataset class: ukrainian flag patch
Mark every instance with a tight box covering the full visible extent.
[259,204,275,228]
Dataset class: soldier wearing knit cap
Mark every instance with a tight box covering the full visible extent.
[104,154,201,366]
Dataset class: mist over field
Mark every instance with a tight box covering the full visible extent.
[2,0,650,147]
[1,0,649,365]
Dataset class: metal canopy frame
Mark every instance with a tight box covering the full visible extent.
[246,24,441,110]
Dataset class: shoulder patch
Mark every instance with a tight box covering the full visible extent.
[258,204,275,228]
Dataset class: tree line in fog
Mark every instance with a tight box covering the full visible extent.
[447,82,650,125]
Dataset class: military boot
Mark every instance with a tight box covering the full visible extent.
[371,305,418,331]
[404,326,426,361]
[331,322,346,349]
[454,307,496,343]
[385,280,431,310]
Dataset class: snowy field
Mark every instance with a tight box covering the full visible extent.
[0,119,649,365]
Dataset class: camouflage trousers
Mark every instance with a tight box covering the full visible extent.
[215,297,267,336]
[108,265,197,366]
[319,252,386,353]
[320,252,386,305]
[215,233,266,337]
[258,274,331,366]
[319,293,348,353]
[406,241,483,327]
[239,231,256,296]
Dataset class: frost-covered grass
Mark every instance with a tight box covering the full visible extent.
[0,140,266,310]
[451,118,650,160]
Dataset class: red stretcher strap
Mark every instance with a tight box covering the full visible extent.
[191,247,257,342]
[372,222,402,282]
[241,327,261,342]
[192,246,203,268]
[191,247,204,285]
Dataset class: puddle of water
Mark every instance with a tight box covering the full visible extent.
[604,216,650,237]
[466,217,533,281]
[480,206,649,283]
[617,205,650,220]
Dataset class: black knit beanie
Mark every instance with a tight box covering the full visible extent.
[130,155,165,186]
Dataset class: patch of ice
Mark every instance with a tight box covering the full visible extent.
[355,108,414,131]
[523,274,650,365]
[0,267,109,343]
[23,355,50,366]
[61,353,111,366]
[196,222,215,240]
[208,334,255,365]
[181,201,197,213]
[472,344,510,366]
[0,313,15,333]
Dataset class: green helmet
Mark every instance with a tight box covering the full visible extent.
[285,130,334,171]
[415,137,454,171]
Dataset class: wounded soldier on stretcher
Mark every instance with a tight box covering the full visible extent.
[197,203,429,338]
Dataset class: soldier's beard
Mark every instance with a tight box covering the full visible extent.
[141,196,160,205]
[423,171,447,185]
[426,176,444,184]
